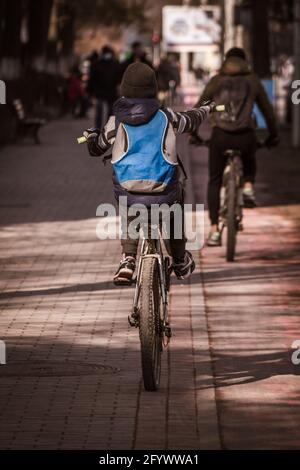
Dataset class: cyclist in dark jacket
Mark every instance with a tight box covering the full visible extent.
[194,47,279,246]
[121,41,153,75]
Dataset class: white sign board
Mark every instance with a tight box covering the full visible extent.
[163,6,221,47]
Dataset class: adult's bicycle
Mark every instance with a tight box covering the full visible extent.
[219,147,244,261]
[190,137,268,262]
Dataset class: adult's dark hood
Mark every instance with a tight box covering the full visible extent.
[220,56,251,76]
[113,97,160,126]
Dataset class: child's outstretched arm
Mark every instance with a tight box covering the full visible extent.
[83,116,117,157]
[165,102,215,134]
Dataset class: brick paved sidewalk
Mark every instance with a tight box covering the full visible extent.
[0,118,219,450]
[189,138,300,450]
[0,117,299,450]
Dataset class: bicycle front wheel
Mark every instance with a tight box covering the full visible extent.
[226,174,237,262]
[139,257,162,391]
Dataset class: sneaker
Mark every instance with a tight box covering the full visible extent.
[206,230,222,247]
[173,251,195,280]
[243,187,256,208]
[113,256,136,285]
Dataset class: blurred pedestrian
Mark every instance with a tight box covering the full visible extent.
[156,55,181,105]
[121,41,153,74]
[66,66,88,118]
[88,50,99,71]
[87,45,121,129]
[157,56,180,91]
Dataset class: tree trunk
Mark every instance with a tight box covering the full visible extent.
[0,0,7,54]
[46,0,59,75]
[0,0,23,79]
[27,0,53,72]
[57,1,76,74]
[251,0,271,78]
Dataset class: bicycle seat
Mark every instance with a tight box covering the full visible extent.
[223,149,242,158]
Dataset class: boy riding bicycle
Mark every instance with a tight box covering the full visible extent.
[84,62,214,285]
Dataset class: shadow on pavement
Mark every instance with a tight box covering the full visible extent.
[191,261,300,285]
[196,349,299,390]
[1,258,299,301]
[0,335,299,449]
[0,281,121,300]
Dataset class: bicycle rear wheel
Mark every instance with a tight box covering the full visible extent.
[226,172,237,262]
[139,257,162,391]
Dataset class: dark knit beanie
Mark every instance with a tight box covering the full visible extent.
[225,47,247,61]
[120,62,158,99]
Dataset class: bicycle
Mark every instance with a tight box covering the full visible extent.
[218,140,274,261]
[219,147,244,262]
[127,218,172,391]
[77,140,173,392]
[189,136,268,262]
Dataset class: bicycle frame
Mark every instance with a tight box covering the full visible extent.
[219,150,244,232]
[129,227,171,339]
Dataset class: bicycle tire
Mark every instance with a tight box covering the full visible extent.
[139,257,162,391]
[226,169,237,262]
[164,257,171,292]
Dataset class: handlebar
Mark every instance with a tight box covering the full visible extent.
[189,135,273,150]
[77,136,87,144]
[214,104,226,112]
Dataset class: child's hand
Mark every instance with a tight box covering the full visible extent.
[201,100,216,113]
[83,128,100,142]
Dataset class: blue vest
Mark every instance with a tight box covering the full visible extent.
[112,110,177,193]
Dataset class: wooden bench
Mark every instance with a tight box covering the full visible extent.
[13,99,46,144]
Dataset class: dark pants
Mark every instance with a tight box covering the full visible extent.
[71,96,89,119]
[95,99,113,129]
[120,200,186,262]
[208,127,257,225]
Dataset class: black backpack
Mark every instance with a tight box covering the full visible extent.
[213,75,252,131]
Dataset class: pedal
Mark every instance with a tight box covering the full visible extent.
[128,315,137,327]
[243,198,257,209]
[218,222,225,234]
[164,323,172,339]
[128,307,139,328]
